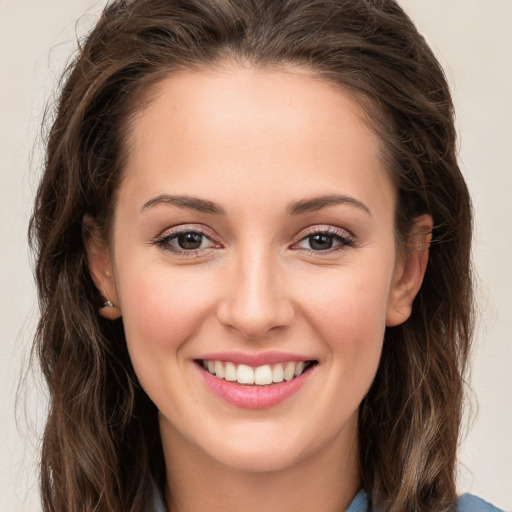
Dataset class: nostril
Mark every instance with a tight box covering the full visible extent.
[216,299,295,340]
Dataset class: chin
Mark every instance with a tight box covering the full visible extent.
[205,436,312,474]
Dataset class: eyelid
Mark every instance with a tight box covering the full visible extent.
[293,225,355,243]
[156,223,217,241]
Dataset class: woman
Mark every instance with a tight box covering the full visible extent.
[29,1,504,511]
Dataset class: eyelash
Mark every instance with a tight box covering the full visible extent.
[152,225,355,257]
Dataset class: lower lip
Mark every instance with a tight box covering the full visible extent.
[196,364,314,409]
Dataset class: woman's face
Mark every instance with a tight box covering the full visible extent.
[88,65,427,473]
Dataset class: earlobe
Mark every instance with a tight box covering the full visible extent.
[386,214,433,327]
[98,298,121,320]
[82,215,121,320]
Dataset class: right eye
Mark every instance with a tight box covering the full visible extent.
[171,232,209,250]
[153,228,218,255]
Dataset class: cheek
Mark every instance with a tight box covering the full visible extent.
[298,262,392,338]
[116,260,219,369]
[295,262,391,381]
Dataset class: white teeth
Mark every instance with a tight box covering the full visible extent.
[294,361,305,377]
[237,364,255,384]
[284,362,296,381]
[224,362,237,382]
[214,361,225,379]
[203,360,312,385]
[254,365,273,385]
[272,364,284,383]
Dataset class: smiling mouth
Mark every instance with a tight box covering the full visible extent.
[195,359,318,386]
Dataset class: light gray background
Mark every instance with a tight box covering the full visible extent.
[1,1,510,511]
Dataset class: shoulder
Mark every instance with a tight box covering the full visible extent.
[457,494,506,512]
[345,492,506,512]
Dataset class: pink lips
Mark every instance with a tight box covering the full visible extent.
[194,351,316,409]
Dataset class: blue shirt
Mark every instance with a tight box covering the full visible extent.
[346,490,505,512]
[154,489,506,512]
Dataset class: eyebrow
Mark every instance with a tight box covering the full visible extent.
[141,194,226,215]
[140,193,371,216]
[287,194,371,216]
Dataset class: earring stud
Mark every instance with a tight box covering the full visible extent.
[103,300,117,308]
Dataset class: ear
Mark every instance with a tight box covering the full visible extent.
[82,214,121,320]
[386,214,433,327]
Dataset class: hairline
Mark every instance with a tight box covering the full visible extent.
[104,58,401,248]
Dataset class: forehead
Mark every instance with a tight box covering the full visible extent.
[120,64,395,219]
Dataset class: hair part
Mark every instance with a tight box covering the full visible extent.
[30,1,473,511]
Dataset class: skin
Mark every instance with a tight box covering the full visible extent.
[85,64,431,512]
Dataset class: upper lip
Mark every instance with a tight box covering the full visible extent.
[195,351,316,367]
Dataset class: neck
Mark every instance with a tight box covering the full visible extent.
[161,418,361,512]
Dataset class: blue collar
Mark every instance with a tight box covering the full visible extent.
[155,488,505,512]
[154,489,369,512]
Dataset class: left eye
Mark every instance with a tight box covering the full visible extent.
[295,232,352,251]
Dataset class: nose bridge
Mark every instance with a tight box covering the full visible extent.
[217,241,293,339]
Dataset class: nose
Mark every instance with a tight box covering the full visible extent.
[216,249,295,340]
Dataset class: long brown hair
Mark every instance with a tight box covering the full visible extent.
[30,1,473,511]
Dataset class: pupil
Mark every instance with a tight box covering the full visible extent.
[309,234,333,250]
[178,232,203,250]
